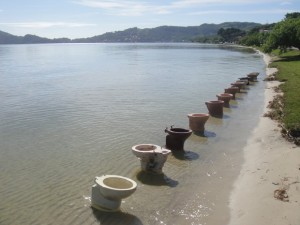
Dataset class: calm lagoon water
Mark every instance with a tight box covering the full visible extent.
[0,43,266,225]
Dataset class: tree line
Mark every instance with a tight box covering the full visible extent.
[195,12,300,53]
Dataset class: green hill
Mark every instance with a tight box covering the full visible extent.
[0,22,260,44]
[73,22,260,43]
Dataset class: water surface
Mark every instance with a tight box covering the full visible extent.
[0,43,266,225]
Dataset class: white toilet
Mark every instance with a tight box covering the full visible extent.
[132,144,171,174]
[91,175,137,211]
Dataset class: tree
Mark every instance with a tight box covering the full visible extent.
[285,12,300,19]
[239,33,264,46]
[238,24,275,47]
[217,28,246,43]
[263,12,300,53]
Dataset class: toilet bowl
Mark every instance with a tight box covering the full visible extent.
[247,72,259,81]
[225,87,239,99]
[238,77,250,85]
[164,126,192,151]
[91,175,137,212]
[205,100,224,117]
[132,144,171,174]
[231,81,245,92]
[187,113,210,134]
[216,93,233,107]
[236,80,248,86]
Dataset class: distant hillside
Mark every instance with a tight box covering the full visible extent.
[73,22,261,43]
[0,30,71,44]
[0,30,22,44]
[0,22,261,44]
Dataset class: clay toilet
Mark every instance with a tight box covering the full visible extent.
[231,81,245,92]
[247,72,259,81]
[225,87,239,99]
[205,100,224,117]
[164,126,192,151]
[187,113,210,134]
[238,77,250,85]
[216,93,233,107]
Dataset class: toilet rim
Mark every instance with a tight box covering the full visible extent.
[132,144,160,152]
[187,113,210,118]
[132,144,171,155]
[95,175,137,191]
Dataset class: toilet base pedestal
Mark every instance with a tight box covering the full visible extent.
[91,185,121,212]
[140,157,166,174]
[166,135,185,151]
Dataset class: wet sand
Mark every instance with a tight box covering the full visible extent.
[229,53,300,225]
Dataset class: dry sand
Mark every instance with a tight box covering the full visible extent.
[229,53,300,225]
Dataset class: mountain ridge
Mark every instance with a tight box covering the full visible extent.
[0,22,261,44]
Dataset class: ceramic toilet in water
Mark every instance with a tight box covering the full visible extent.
[164,126,192,151]
[216,93,233,107]
[205,100,224,117]
[91,175,137,211]
[187,113,210,134]
[132,144,171,174]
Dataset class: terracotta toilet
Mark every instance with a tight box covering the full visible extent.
[225,87,239,99]
[247,72,259,81]
[187,113,210,134]
[164,126,192,151]
[231,81,245,92]
[216,93,233,107]
[205,100,224,117]
[239,77,250,85]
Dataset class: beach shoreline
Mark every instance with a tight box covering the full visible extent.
[229,52,300,225]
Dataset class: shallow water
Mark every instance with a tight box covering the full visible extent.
[0,43,266,225]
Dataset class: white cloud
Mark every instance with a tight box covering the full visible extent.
[73,0,291,16]
[189,8,296,15]
[73,0,149,15]
[0,22,97,29]
[172,0,283,4]
[73,0,174,16]
[280,1,292,5]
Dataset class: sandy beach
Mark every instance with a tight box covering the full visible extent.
[229,53,300,225]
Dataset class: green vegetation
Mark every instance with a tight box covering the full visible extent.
[270,50,300,139]
[263,13,300,53]
[236,12,300,143]
[238,24,275,47]
[238,12,300,53]
[217,28,245,43]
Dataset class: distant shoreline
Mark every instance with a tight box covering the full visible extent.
[0,22,261,44]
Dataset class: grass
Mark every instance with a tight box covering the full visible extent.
[269,49,300,141]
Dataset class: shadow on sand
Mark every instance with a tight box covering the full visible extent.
[193,130,217,138]
[136,171,178,187]
[92,208,143,225]
[171,150,199,161]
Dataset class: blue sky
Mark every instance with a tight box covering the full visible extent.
[0,0,299,39]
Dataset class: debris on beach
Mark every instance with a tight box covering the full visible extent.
[274,188,289,202]
[273,177,300,202]
[264,75,276,81]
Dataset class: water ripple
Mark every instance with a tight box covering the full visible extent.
[0,43,265,225]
